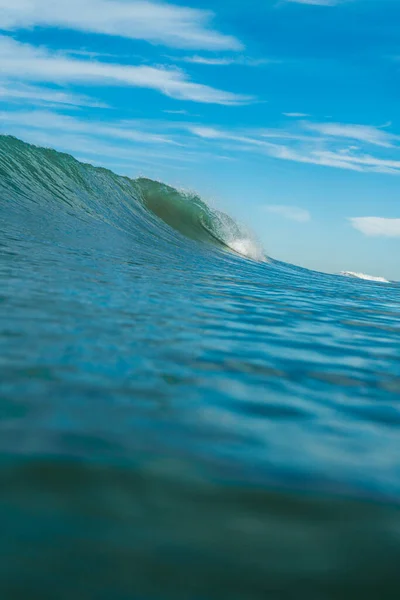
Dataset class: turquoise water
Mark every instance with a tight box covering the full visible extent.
[1,135,400,599]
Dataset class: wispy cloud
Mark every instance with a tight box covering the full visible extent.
[349,217,400,238]
[269,146,400,173]
[0,108,238,171]
[264,205,311,222]
[179,55,270,67]
[266,145,365,171]
[188,120,400,175]
[0,0,242,51]
[284,0,343,6]
[0,82,106,108]
[0,36,252,105]
[3,129,197,175]
[0,109,179,145]
[188,126,225,139]
[304,122,398,148]
[283,112,310,118]
[182,56,234,66]
[163,110,189,115]
[188,125,278,148]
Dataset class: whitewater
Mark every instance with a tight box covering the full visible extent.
[1,135,400,600]
[339,270,390,283]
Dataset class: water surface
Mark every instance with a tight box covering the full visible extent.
[1,135,400,599]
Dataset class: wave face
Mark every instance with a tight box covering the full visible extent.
[1,135,400,600]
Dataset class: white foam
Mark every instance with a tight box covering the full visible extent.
[227,238,266,262]
[339,271,389,283]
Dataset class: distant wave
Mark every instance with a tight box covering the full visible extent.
[339,271,390,283]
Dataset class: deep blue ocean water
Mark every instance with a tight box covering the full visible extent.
[1,135,400,599]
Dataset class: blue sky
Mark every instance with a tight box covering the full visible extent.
[1,0,400,279]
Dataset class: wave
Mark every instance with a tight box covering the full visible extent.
[0,135,265,262]
[339,271,390,284]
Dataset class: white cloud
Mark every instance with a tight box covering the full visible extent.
[163,110,189,115]
[0,82,106,107]
[285,0,342,6]
[304,122,397,148]
[0,108,240,165]
[189,126,225,139]
[259,129,315,142]
[315,150,400,172]
[4,129,195,173]
[0,36,251,105]
[268,146,400,173]
[266,145,366,171]
[182,56,234,66]
[187,120,400,175]
[0,109,179,145]
[188,125,278,148]
[349,217,400,238]
[264,205,311,222]
[0,0,242,51]
[180,55,269,66]
[0,114,237,178]
[283,112,310,118]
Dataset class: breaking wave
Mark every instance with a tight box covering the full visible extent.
[0,135,265,262]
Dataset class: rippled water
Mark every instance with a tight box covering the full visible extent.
[1,135,400,599]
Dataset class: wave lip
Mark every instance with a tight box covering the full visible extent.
[339,271,390,283]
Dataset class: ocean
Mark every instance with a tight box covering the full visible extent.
[1,134,400,599]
